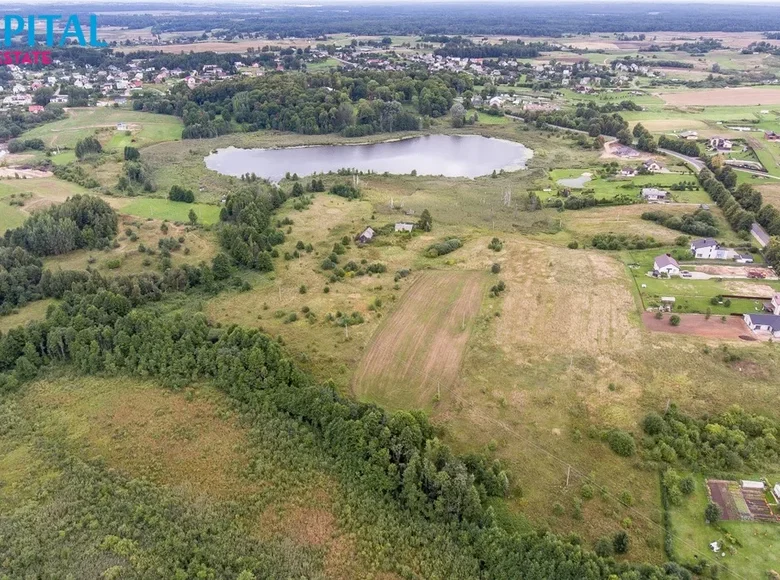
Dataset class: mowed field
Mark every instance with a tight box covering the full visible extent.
[352,271,487,410]
[22,107,182,150]
[656,87,780,107]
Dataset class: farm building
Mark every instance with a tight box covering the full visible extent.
[653,254,680,276]
[356,227,375,244]
[394,222,415,232]
[741,480,765,490]
[766,130,780,141]
[764,293,780,315]
[743,313,780,338]
[642,159,664,173]
[679,130,698,140]
[641,188,668,202]
[752,222,770,248]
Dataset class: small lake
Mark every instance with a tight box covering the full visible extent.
[204,135,533,182]
[556,173,592,189]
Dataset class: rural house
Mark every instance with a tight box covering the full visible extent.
[679,130,698,140]
[764,293,780,316]
[709,137,733,151]
[394,222,414,232]
[766,130,780,142]
[690,238,720,258]
[643,159,663,173]
[620,166,637,177]
[743,313,780,338]
[653,254,680,276]
[356,226,375,244]
[641,187,668,202]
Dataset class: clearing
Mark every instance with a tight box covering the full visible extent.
[352,270,487,410]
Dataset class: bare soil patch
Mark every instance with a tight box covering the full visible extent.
[658,88,780,107]
[696,264,776,279]
[352,270,486,409]
[707,480,740,521]
[642,312,750,339]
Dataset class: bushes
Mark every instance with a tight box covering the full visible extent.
[7,138,45,153]
[698,167,754,232]
[74,135,102,158]
[642,403,780,470]
[705,502,721,523]
[606,429,636,457]
[169,185,195,203]
[488,237,503,251]
[591,233,661,250]
[328,183,361,199]
[641,209,718,237]
[426,238,462,258]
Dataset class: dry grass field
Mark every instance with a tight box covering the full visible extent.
[352,271,487,410]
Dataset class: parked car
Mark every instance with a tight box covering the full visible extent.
[681,270,692,278]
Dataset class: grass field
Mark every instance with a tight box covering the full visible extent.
[671,473,780,579]
[352,270,487,410]
[21,107,182,151]
[121,198,222,224]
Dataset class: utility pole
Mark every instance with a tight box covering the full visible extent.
[566,465,571,487]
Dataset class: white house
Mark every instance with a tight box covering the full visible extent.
[710,137,733,151]
[653,254,680,276]
[743,313,780,338]
[394,222,414,232]
[773,483,780,503]
[765,293,780,316]
[620,166,637,177]
[643,159,663,173]
[641,188,668,202]
[690,238,720,258]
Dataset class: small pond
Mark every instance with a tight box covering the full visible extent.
[204,134,533,182]
[556,172,593,189]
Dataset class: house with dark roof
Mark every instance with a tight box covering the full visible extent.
[641,187,668,202]
[751,222,770,248]
[653,254,680,276]
[743,313,780,338]
[643,159,663,173]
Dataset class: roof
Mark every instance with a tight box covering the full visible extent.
[745,313,780,330]
[691,238,718,250]
[741,480,765,489]
[752,222,771,245]
[654,254,679,269]
[643,158,662,167]
[641,187,667,197]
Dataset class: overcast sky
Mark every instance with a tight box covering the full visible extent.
[10,0,780,4]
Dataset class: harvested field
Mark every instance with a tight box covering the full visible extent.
[642,312,750,339]
[352,270,486,410]
[658,88,780,107]
[496,240,640,355]
[637,119,709,133]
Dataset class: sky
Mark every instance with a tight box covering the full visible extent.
[9,0,780,4]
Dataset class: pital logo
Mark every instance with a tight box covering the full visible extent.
[1,14,106,65]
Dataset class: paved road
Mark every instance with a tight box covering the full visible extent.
[657,148,705,171]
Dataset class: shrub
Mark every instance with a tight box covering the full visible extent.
[606,429,636,457]
[299,285,307,294]
[613,531,630,554]
[669,314,681,326]
[705,502,721,523]
[426,238,462,258]
[642,412,665,436]
[567,240,579,249]
[594,537,614,557]
[491,263,501,274]
[105,258,121,270]
[169,185,195,203]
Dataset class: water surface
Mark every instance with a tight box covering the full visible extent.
[204,135,533,182]
[556,173,593,189]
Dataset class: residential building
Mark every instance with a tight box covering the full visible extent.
[394,222,414,232]
[641,187,668,202]
[619,166,637,177]
[653,254,680,276]
[709,137,733,151]
[764,293,780,316]
[679,130,698,140]
[643,159,663,172]
[743,313,780,338]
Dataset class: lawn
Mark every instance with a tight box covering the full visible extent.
[671,473,780,579]
[21,107,182,151]
[121,198,221,224]
[544,168,701,201]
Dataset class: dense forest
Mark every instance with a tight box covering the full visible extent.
[133,70,467,138]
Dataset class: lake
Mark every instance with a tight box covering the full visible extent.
[204,135,533,182]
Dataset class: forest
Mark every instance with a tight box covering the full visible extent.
[133,70,465,138]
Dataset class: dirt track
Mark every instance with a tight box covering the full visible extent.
[352,271,485,409]
[642,312,751,340]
